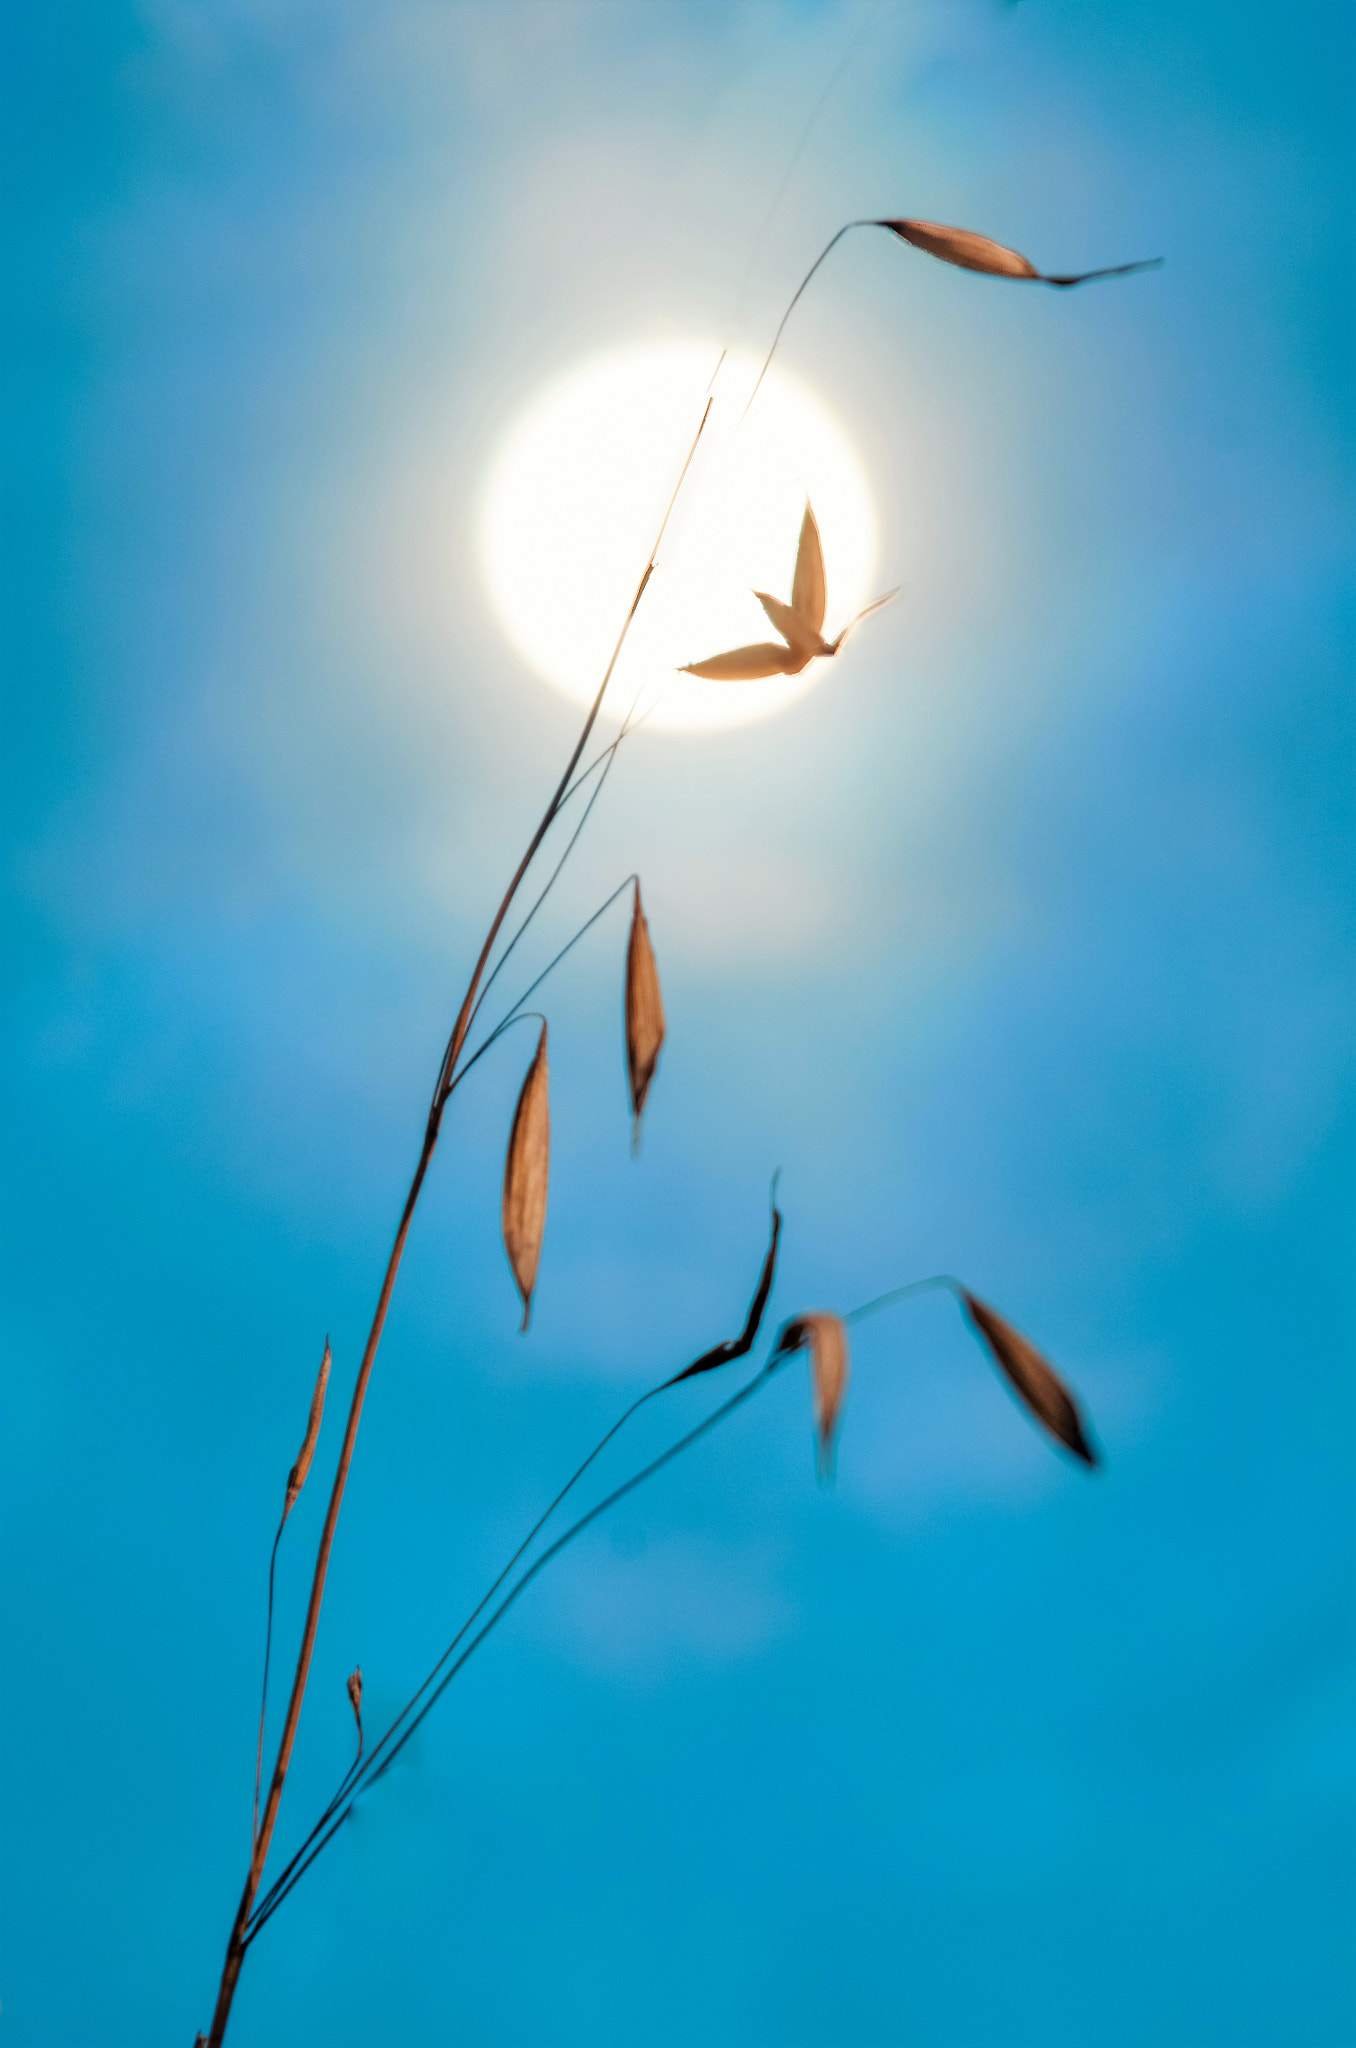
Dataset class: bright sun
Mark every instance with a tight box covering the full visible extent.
[480,340,878,735]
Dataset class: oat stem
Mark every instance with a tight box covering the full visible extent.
[248,1354,788,1940]
[203,394,713,2048]
[250,1515,286,1849]
[244,1195,781,1937]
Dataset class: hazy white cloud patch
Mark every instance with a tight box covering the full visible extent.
[533,1531,794,1680]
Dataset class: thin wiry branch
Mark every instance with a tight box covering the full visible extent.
[728,5,883,337]
[247,1348,790,1944]
[452,877,639,1097]
[243,1248,1097,1947]
[429,401,712,1123]
[740,220,873,422]
[251,1516,286,1848]
[465,687,659,1052]
[741,215,1159,424]
[460,733,626,1050]
[245,1200,782,1939]
[205,394,716,2048]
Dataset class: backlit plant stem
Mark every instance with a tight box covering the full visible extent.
[204,397,712,2048]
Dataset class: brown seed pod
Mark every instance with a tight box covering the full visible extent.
[681,502,897,681]
[741,218,1159,428]
[959,1291,1098,1466]
[625,880,666,1137]
[346,1666,363,1755]
[283,1338,331,1522]
[502,1022,550,1331]
[777,1311,850,1476]
[878,218,1161,289]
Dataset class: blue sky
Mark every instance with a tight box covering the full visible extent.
[2,3,1352,2043]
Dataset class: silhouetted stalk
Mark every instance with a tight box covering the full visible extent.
[741,216,1160,422]
[247,1354,789,1941]
[204,396,714,2048]
[246,1198,782,1937]
[251,1516,286,1849]
[204,185,1134,2033]
[740,219,873,420]
[454,877,638,1090]
[253,1264,1082,1946]
[246,1268,1087,1946]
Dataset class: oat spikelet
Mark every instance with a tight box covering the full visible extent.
[502,1022,550,1332]
[346,1666,363,1752]
[776,1312,850,1477]
[283,1337,331,1522]
[741,219,1160,424]
[960,1291,1098,1466]
[878,218,1161,289]
[681,502,895,681]
[625,880,665,1141]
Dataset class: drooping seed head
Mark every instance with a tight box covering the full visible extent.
[283,1337,331,1522]
[959,1290,1098,1466]
[502,1022,550,1332]
[625,880,666,1140]
[877,218,1161,289]
[775,1311,850,1477]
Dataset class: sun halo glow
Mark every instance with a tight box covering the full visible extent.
[479,341,878,735]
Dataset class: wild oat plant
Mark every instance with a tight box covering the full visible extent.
[198,213,1156,2044]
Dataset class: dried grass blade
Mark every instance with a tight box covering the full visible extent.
[625,881,666,1136]
[776,1311,850,1476]
[346,1667,363,1755]
[502,1022,550,1331]
[283,1338,331,1522]
[960,1291,1098,1465]
[878,217,1161,289]
[668,1189,782,1384]
[791,502,827,636]
[755,590,815,656]
[680,642,802,681]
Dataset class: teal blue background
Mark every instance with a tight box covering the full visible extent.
[2,3,1352,2042]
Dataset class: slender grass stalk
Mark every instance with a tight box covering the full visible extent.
[255,1261,1093,1948]
[204,397,714,2048]
[250,1516,285,1850]
[242,1266,1015,1939]
[739,220,874,421]
[244,1198,782,1938]
[203,183,1134,2031]
[247,1352,791,1941]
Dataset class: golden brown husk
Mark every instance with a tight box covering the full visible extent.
[283,1339,332,1522]
[884,218,1039,278]
[960,1291,1097,1466]
[502,1022,550,1331]
[625,881,666,1133]
[782,1312,850,1473]
[879,218,1158,290]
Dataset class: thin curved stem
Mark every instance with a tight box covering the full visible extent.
[251,1516,287,1848]
[247,1352,791,1944]
[452,877,638,1098]
[739,220,874,423]
[467,683,659,1050]
[461,728,627,1048]
[430,395,712,1121]
[845,1273,962,1326]
[204,394,716,2048]
[247,1199,782,1936]
[247,1381,664,1934]
[728,6,882,338]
